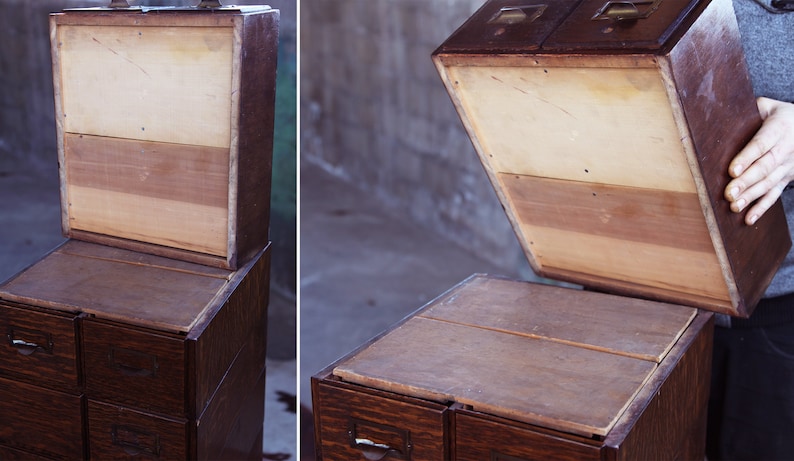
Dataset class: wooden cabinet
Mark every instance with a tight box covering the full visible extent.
[312,275,714,460]
[50,6,279,270]
[0,240,270,460]
[432,0,790,317]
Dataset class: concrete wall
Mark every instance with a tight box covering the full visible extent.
[300,0,528,273]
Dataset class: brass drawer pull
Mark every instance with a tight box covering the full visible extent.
[348,418,411,460]
[108,346,159,377]
[111,424,161,457]
[591,0,662,21]
[7,326,54,356]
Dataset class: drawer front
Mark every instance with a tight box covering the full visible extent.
[0,444,57,460]
[82,320,186,416]
[314,380,448,461]
[0,376,84,459]
[88,400,188,460]
[454,412,601,461]
[0,303,79,390]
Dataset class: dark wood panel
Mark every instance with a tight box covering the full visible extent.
[231,11,279,270]
[82,321,186,417]
[454,412,602,461]
[433,0,578,55]
[194,339,265,459]
[0,444,57,460]
[87,400,188,460]
[203,372,265,461]
[313,380,448,461]
[0,377,83,459]
[668,0,790,317]
[545,0,702,51]
[188,246,269,418]
[605,312,713,461]
[0,303,80,391]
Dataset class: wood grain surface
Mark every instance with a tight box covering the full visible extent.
[0,376,84,458]
[64,133,230,257]
[419,274,695,362]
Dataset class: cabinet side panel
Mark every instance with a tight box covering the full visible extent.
[232,11,279,268]
[667,0,790,315]
[606,313,713,461]
[190,247,270,418]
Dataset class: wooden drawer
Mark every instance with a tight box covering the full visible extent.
[87,399,188,460]
[313,377,449,461]
[314,275,713,460]
[50,7,279,270]
[82,320,186,417]
[432,0,790,317]
[0,444,58,460]
[0,376,83,459]
[0,303,80,391]
[454,412,601,461]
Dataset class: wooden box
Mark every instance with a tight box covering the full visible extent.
[432,0,790,317]
[50,5,279,270]
[0,240,269,460]
[312,274,714,460]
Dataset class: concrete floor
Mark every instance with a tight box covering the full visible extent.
[299,160,528,459]
[0,166,296,460]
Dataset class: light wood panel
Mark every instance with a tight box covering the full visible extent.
[446,64,697,193]
[57,24,234,148]
[496,173,732,305]
[64,133,229,256]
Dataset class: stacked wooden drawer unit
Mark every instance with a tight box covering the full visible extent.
[0,241,270,459]
[0,4,278,460]
[313,275,713,460]
[312,0,791,458]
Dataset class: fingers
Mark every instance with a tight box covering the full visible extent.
[724,98,794,225]
[739,180,786,226]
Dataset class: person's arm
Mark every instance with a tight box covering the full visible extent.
[725,97,794,225]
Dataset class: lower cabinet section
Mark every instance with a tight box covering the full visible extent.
[87,400,188,459]
[312,275,714,461]
[0,241,270,460]
[0,376,84,459]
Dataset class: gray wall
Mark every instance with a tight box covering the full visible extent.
[300,0,528,273]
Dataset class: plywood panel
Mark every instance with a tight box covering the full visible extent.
[68,185,228,257]
[64,134,229,256]
[447,65,697,193]
[525,226,730,303]
[500,173,711,252]
[57,24,234,148]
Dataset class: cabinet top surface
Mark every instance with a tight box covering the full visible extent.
[0,240,242,333]
[333,274,699,437]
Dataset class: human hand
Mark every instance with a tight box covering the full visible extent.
[725,97,794,225]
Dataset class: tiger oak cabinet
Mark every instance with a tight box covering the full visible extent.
[50,5,279,270]
[0,240,270,460]
[312,275,714,460]
[432,0,790,317]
